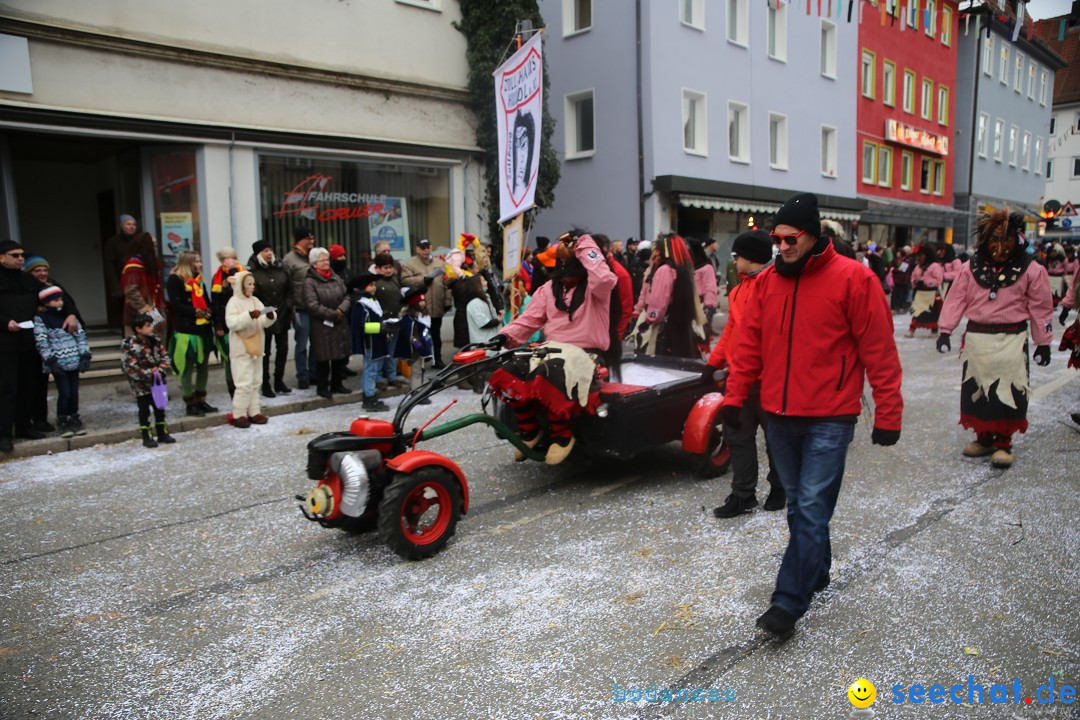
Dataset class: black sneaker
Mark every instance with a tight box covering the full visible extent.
[32,419,55,433]
[70,415,87,436]
[15,427,46,440]
[763,488,786,511]
[755,606,796,641]
[362,396,390,411]
[330,384,353,395]
[712,495,758,518]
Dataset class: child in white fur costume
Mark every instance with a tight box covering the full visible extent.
[225,270,276,427]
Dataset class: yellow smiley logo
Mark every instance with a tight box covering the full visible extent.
[848,679,877,708]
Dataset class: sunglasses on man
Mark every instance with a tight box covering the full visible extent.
[4,251,25,258]
[769,230,806,246]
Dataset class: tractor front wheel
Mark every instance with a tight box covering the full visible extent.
[697,420,732,479]
[378,467,462,559]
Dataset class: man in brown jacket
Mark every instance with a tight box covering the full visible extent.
[401,239,452,367]
[283,226,316,388]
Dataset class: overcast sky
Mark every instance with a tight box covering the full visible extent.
[1026,0,1073,21]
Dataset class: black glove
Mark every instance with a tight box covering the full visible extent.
[1033,345,1051,366]
[701,364,719,384]
[871,427,900,446]
[424,275,434,286]
[78,354,92,373]
[936,332,951,353]
[490,334,507,349]
[1060,306,1070,326]
[720,404,742,430]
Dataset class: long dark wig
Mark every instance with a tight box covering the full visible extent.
[646,233,703,357]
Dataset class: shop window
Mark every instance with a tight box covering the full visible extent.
[148,148,200,279]
[258,155,450,267]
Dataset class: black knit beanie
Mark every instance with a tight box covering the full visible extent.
[773,193,821,237]
[293,226,313,243]
[732,230,773,264]
[252,239,271,254]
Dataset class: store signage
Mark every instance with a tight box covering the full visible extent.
[274,173,391,223]
[494,32,543,224]
[885,119,948,156]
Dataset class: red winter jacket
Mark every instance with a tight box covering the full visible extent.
[723,241,903,432]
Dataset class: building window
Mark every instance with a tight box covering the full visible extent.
[1014,53,1024,92]
[727,0,748,45]
[769,112,788,169]
[563,0,592,35]
[1047,159,1054,179]
[767,1,786,60]
[681,0,705,29]
[1008,125,1018,167]
[903,70,915,113]
[883,61,896,106]
[925,0,937,37]
[1040,70,1049,106]
[1050,116,1057,135]
[1035,137,1043,175]
[1072,158,1080,178]
[932,160,945,195]
[879,146,893,187]
[937,85,949,126]
[977,113,989,158]
[982,35,993,76]
[993,119,1004,162]
[1021,131,1031,171]
[565,90,595,158]
[683,89,707,155]
[909,0,920,30]
[920,157,931,193]
[861,50,876,99]
[396,0,443,10]
[921,78,933,121]
[1028,62,1036,100]
[821,125,837,177]
[999,44,1009,84]
[820,21,837,78]
[728,101,750,162]
[862,141,878,184]
[942,5,952,45]
[901,151,914,190]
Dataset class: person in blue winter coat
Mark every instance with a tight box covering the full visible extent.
[32,285,91,438]
[350,273,394,412]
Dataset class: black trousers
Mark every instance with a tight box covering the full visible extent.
[263,330,289,384]
[430,316,444,363]
[0,349,40,437]
[31,363,48,423]
[316,358,347,391]
[136,394,166,427]
[723,382,781,499]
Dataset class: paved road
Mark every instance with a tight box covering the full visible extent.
[1,319,1077,719]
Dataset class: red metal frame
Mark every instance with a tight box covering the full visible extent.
[385,450,470,514]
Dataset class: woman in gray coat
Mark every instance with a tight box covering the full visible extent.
[302,247,352,399]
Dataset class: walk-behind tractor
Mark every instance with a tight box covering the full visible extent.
[298,344,731,560]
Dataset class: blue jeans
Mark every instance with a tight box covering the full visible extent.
[765,417,855,618]
[292,311,317,383]
[361,353,387,397]
[53,369,80,417]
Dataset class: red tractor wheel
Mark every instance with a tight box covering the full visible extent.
[378,467,462,559]
[697,420,732,478]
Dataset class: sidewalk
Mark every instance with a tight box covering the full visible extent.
[1,353,433,462]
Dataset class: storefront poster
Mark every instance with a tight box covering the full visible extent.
[494,32,543,224]
[160,212,193,277]
[369,197,410,261]
[502,214,524,282]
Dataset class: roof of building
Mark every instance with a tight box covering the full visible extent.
[1036,15,1080,106]
[961,3,1068,70]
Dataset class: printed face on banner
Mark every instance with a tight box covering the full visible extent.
[496,34,543,222]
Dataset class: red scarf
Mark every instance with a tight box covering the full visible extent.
[317,268,333,279]
[186,274,209,325]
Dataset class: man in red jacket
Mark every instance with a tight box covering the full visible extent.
[721,192,903,641]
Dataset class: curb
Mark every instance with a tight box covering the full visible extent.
[1,386,409,462]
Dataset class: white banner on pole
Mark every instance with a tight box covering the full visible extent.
[494,32,543,224]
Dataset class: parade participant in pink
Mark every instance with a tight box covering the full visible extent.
[1058,259,1080,371]
[935,243,963,297]
[631,233,705,358]
[1045,243,1069,307]
[937,210,1053,469]
[489,231,616,465]
[906,245,944,337]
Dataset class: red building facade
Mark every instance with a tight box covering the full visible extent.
[856,0,959,248]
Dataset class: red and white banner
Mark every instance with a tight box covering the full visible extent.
[494,33,543,224]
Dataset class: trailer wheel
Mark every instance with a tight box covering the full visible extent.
[697,420,731,478]
[378,467,462,560]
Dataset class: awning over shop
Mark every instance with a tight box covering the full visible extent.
[677,194,861,221]
[857,196,969,228]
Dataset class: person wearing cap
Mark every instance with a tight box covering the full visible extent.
[531,244,556,296]
[936,209,1053,470]
[103,214,139,325]
[400,285,434,402]
[720,192,903,642]
[703,229,783,519]
[210,247,244,397]
[247,240,292,397]
[121,232,167,339]
[33,285,92,438]
[401,238,451,368]
[303,247,353,399]
[0,240,50,450]
[283,226,317,389]
[349,271,392,412]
